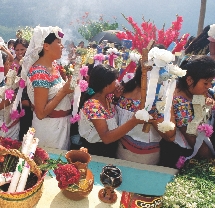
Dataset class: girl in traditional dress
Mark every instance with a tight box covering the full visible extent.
[78,64,144,158]
[21,26,74,150]
[160,55,215,168]
[11,38,29,73]
[116,63,176,165]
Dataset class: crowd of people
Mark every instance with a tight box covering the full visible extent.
[1,24,215,170]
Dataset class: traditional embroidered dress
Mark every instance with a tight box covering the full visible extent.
[173,96,194,149]
[0,80,20,140]
[27,65,72,150]
[159,96,194,168]
[116,96,162,165]
[79,96,118,158]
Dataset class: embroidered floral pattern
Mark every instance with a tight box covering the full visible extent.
[117,96,140,112]
[173,96,194,127]
[83,98,116,120]
[117,96,162,119]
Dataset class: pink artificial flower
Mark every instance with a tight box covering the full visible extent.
[19,109,25,117]
[80,66,88,77]
[79,80,88,92]
[70,114,80,124]
[197,123,214,137]
[10,110,20,120]
[175,156,186,169]
[5,89,14,102]
[19,79,26,88]
[1,123,8,133]
[94,54,105,61]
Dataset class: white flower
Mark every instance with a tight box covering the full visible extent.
[135,109,152,121]
[51,26,63,39]
[106,47,118,54]
[148,47,175,67]
[129,52,141,63]
[208,24,215,39]
[168,64,187,77]
[157,121,175,133]
[122,73,134,83]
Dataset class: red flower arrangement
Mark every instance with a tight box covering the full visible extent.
[53,164,81,189]
[0,137,22,150]
[116,14,189,54]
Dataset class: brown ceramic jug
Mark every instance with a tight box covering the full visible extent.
[62,148,94,200]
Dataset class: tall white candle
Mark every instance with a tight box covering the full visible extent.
[7,128,35,192]
[16,138,39,192]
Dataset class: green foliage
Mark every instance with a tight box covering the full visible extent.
[17,26,34,42]
[77,14,119,41]
[162,159,215,207]
[0,25,33,42]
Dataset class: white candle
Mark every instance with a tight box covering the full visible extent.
[7,128,35,192]
[16,138,39,192]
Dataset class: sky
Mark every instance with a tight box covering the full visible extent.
[2,0,215,43]
[29,0,215,41]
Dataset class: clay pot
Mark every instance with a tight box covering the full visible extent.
[65,148,91,179]
[63,148,94,200]
[61,169,94,201]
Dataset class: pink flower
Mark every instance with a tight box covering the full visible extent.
[1,123,8,133]
[19,79,26,88]
[5,89,14,102]
[10,110,20,120]
[70,114,80,124]
[176,156,186,169]
[94,54,105,61]
[79,80,88,92]
[80,66,88,77]
[19,109,25,117]
[197,123,214,137]
[10,109,25,120]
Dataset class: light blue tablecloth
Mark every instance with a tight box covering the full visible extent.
[49,153,175,196]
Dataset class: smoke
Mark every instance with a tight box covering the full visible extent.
[3,0,215,42]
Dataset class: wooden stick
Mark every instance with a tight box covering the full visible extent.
[140,40,155,133]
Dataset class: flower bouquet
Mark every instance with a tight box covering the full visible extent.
[58,63,74,77]
[54,164,80,190]
[39,148,94,201]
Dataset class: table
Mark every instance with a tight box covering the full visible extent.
[34,147,178,208]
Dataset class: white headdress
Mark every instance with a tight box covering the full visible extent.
[21,25,64,81]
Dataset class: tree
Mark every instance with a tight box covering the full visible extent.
[75,13,119,41]
[197,0,207,36]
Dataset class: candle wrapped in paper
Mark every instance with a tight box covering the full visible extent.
[7,128,36,193]
[16,138,39,192]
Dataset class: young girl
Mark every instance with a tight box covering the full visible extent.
[78,64,144,158]
[116,63,176,165]
[160,55,215,168]
[11,38,29,73]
